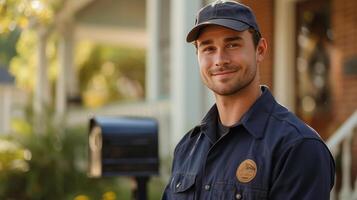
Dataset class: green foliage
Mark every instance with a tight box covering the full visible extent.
[9,28,58,92]
[9,29,39,91]
[0,112,166,199]
[0,138,27,172]
[3,0,64,93]
[0,28,20,67]
[0,0,63,33]
[78,44,146,107]
[0,116,122,200]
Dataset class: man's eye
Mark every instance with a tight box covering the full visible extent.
[202,47,215,53]
[227,43,238,48]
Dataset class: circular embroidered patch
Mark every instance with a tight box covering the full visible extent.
[236,159,257,183]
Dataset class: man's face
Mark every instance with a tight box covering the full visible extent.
[196,25,265,96]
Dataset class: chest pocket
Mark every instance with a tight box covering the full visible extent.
[212,182,268,200]
[170,173,196,200]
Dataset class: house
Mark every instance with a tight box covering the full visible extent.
[30,0,356,198]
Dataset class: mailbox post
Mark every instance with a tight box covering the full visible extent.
[88,116,159,200]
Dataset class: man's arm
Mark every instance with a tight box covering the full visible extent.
[269,139,335,199]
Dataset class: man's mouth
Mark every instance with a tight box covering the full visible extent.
[211,69,238,76]
[212,70,236,76]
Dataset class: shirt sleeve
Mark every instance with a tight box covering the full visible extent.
[269,138,335,200]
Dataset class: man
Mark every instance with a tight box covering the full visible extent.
[162,1,335,199]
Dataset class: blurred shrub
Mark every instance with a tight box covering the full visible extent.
[0,113,165,200]
[78,44,146,108]
[10,28,59,92]
[0,115,122,200]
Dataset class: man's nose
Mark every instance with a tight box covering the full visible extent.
[215,50,230,67]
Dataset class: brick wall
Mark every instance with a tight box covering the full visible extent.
[332,0,357,187]
[332,0,357,123]
[240,0,274,88]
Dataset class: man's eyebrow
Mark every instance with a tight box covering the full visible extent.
[224,36,243,42]
[198,36,243,48]
[198,39,213,48]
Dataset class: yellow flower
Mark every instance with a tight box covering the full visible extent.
[102,191,116,200]
[73,194,90,200]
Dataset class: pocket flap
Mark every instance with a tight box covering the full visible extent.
[172,174,196,193]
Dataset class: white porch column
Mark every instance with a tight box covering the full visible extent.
[3,87,11,133]
[56,21,76,118]
[170,0,203,151]
[146,0,161,101]
[274,0,296,111]
[0,86,11,134]
[56,36,66,118]
[65,25,79,102]
[34,27,50,116]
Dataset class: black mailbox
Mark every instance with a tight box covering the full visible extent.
[88,116,159,177]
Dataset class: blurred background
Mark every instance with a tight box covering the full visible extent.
[0,0,356,199]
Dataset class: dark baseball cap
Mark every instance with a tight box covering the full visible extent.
[186,0,260,42]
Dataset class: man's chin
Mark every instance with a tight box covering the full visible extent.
[212,88,240,96]
[210,82,252,96]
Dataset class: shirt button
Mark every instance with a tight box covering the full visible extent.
[235,193,242,199]
[204,184,211,191]
[176,182,181,188]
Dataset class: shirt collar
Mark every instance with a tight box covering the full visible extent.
[240,86,276,139]
[189,104,218,143]
[190,86,276,139]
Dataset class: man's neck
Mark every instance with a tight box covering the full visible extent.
[215,84,261,126]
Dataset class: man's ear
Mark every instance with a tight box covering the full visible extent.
[256,38,267,63]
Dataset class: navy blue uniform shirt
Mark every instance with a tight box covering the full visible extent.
[162,86,335,200]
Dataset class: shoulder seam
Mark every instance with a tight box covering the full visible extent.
[174,127,199,156]
[270,112,317,139]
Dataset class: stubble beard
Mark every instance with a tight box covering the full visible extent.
[207,64,257,96]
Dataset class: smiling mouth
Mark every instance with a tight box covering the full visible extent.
[212,70,237,76]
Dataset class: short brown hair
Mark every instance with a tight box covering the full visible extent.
[248,28,261,49]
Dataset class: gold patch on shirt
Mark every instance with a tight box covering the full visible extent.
[236,159,257,183]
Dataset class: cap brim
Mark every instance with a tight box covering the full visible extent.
[186,18,251,43]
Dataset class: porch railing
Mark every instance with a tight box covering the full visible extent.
[327,111,357,200]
